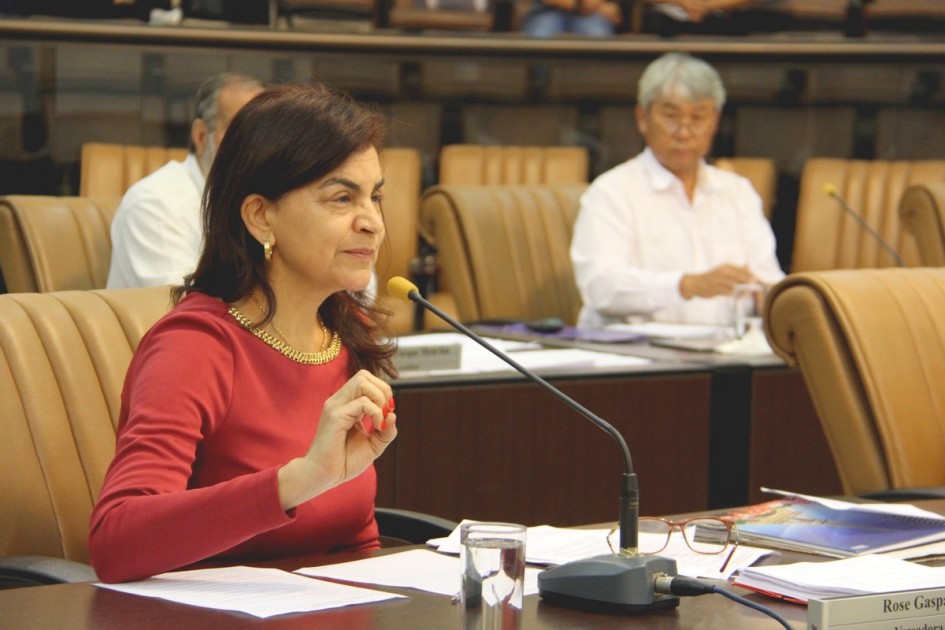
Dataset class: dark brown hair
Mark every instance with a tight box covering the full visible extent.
[173,83,396,378]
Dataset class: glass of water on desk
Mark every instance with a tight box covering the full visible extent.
[733,283,767,339]
[461,522,526,630]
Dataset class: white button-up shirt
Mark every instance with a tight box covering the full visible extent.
[571,148,785,328]
[107,154,205,289]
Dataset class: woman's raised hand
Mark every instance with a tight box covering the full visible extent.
[277,370,397,510]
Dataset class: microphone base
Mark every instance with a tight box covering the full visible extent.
[537,554,680,614]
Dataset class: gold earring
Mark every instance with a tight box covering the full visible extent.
[263,240,273,263]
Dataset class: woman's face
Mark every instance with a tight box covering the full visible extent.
[266,145,385,297]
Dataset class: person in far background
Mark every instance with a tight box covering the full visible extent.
[520,0,622,37]
[570,52,784,329]
[107,73,263,289]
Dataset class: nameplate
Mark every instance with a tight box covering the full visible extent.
[393,343,462,373]
[808,587,945,629]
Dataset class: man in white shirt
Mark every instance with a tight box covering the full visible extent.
[571,52,784,328]
[107,73,263,289]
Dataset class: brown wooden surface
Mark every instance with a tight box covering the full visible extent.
[0,543,811,630]
[748,369,844,504]
[2,18,945,60]
[388,374,713,526]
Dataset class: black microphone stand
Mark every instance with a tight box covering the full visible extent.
[395,281,679,613]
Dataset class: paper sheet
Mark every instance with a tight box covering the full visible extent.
[95,566,405,618]
[296,548,541,597]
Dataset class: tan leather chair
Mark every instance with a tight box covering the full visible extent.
[714,157,778,221]
[421,146,588,328]
[0,286,455,585]
[375,147,424,334]
[79,143,189,198]
[765,268,945,497]
[899,182,945,267]
[0,286,174,583]
[0,196,120,293]
[439,144,589,186]
[419,184,586,325]
[792,158,945,272]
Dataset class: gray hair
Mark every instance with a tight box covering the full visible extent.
[637,53,726,111]
[188,72,263,153]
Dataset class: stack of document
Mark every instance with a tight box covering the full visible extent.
[733,554,945,603]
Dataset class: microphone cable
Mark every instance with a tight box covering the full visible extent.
[654,575,793,629]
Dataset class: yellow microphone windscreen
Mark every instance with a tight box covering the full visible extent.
[387,276,419,301]
[824,183,839,197]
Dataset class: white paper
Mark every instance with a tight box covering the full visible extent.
[395,332,649,375]
[95,566,404,618]
[734,554,945,603]
[296,548,541,597]
[433,522,772,580]
[606,322,732,340]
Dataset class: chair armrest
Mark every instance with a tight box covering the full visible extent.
[0,556,98,588]
[375,507,459,545]
[900,182,945,267]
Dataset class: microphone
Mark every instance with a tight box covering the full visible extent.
[387,276,679,613]
[824,183,905,267]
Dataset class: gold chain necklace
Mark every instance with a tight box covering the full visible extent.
[228,296,341,365]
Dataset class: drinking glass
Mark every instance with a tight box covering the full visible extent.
[460,522,526,630]
[733,283,767,339]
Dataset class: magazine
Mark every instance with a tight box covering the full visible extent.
[724,489,945,558]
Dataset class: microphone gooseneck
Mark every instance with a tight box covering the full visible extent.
[824,183,905,267]
[387,276,678,613]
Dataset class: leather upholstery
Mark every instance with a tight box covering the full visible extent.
[792,158,945,271]
[899,182,945,267]
[375,147,424,334]
[79,143,189,198]
[419,184,586,325]
[439,144,589,186]
[765,268,945,496]
[714,157,778,220]
[0,286,174,562]
[0,196,120,293]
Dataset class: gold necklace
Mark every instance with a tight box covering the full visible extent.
[250,293,331,352]
[228,296,341,365]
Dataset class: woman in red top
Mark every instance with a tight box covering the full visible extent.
[89,84,399,583]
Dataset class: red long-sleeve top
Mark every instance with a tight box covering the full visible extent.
[89,292,379,583]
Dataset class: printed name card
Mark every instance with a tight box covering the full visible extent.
[393,343,462,373]
[809,587,945,629]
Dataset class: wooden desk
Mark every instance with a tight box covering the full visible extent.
[384,362,715,525]
[0,547,810,630]
[442,334,843,515]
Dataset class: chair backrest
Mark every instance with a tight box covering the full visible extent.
[0,286,174,561]
[792,158,945,272]
[0,196,121,293]
[375,147,424,333]
[439,144,589,186]
[79,143,189,198]
[899,182,945,267]
[764,268,945,496]
[714,157,778,220]
[419,184,586,325]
